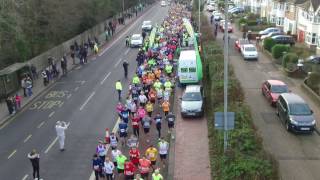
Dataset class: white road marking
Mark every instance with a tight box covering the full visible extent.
[8,149,17,159]
[22,174,28,180]
[37,121,45,128]
[23,134,32,143]
[44,137,58,154]
[98,6,154,57]
[100,72,111,85]
[125,48,130,55]
[81,81,86,85]
[80,91,96,111]
[114,58,122,68]
[48,111,55,118]
[89,118,120,180]
[74,87,79,91]
[67,94,72,99]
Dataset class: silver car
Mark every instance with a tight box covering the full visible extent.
[180,85,204,118]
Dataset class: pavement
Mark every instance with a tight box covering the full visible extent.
[173,88,211,180]
[206,11,320,180]
[0,3,171,180]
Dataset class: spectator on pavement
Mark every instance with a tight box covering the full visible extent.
[21,77,27,97]
[15,93,21,110]
[25,77,33,97]
[28,149,42,180]
[5,96,14,115]
[115,80,123,101]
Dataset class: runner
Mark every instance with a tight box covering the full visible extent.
[145,100,154,117]
[138,156,151,179]
[116,102,124,118]
[131,113,140,138]
[138,92,148,107]
[121,106,130,123]
[134,174,144,180]
[109,132,118,150]
[145,145,158,169]
[166,111,176,139]
[154,113,163,138]
[158,137,169,167]
[142,114,152,143]
[124,159,136,180]
[129,146,140,166]
[116,152,127,179]
[92,154,104,180]
[161,100,170,116]
[96,141,107,162]
[118,119,128,146]
[148,88,157,104]
[111,148,122,167]
[103,157,115,180]
[152,168,164,180]
[127,134,139,148]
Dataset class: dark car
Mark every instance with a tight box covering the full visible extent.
[261,80,289,106]
[271,35,295,46]
[276,93,316,133]
[305,55,320,64]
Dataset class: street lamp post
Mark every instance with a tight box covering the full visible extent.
[198,0,201,32]
[223,0,229,153]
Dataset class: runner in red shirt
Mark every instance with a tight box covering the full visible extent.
[129,147,140,166]
[131,113,140,138]
[139,156,151,179]
[124,160,136,180]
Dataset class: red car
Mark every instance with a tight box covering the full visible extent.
[234,39,250,52]
[261,80,289,106]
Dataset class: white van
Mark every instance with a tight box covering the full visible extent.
[178,50,199,84]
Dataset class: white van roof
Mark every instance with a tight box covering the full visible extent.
[179,50,196,60]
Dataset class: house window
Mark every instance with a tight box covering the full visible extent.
[306,32,311,43]
[315,15,320,24]
[312,33,317,44]
[317,36,320,48]
[270,16,276,23]
[277,17,284,26]
[279,3,284,10]
[290,5,294,12]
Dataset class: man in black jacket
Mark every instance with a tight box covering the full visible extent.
[28,149,41,180]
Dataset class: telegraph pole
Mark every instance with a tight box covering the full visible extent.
[223,0,229,153]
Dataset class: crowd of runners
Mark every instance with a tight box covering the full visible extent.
[91,3,193,180]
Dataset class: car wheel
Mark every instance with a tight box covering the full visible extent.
[285,121,290,132]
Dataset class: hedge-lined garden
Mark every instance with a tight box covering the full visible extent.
[199,13,279,179]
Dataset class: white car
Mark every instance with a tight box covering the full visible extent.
[141,20,152,31]
[260,32,283,40]
[161,0,166,7]
[214,13,222,21]
[207,4,215,12]
[180,85,204,118]
[241,44,258,60]
[130,34,143,47]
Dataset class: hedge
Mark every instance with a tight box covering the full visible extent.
[271,44,290,59]
[263,38,276,52]
[282,53,298,69]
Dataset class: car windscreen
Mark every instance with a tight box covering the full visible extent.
[245,47,256,51]
[143,22,151,26]
[271,85,288,93]
[131,36,141,40]
[289,103,312,115]
[182,92,202,101]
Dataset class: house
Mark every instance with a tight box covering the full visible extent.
[283,0,307,35]
[249,0,261,15]
[260,0,273,19]
[269,0,287,28]
[296,0,320,50]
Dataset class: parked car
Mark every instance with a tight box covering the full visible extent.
[130,34,143,47]
[213,13,222,21]
[259,27,281,36]
[207,4,215,12]
[221,22,233,32]
[241,44,258,60]
[228,7,244,14]
[161,0,166,6]
[261,80,289,106]
[234,38,250,52]
[276,93,316,133]
[180,85,204,118]
[271,35,295,46]
[141,20,152,31]
[260,32,283,40]
[305,55,320,64]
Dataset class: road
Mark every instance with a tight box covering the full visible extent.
[0,4,169,180]
[208,11,320,180]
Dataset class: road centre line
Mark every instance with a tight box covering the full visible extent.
[100,72,111,85]
[80,91,96,111]
[67,94,72,99]
[114,58,123,68]
[98,6,154,57]
[125,48,130,55]
[74,87,79,91]
[7,149,17,159]
[23,134,32,143]
[37,121,45,129]
[22,174,28,180]
[44,137,58,154]
[89,118,120,180]
[48,111,55,118]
